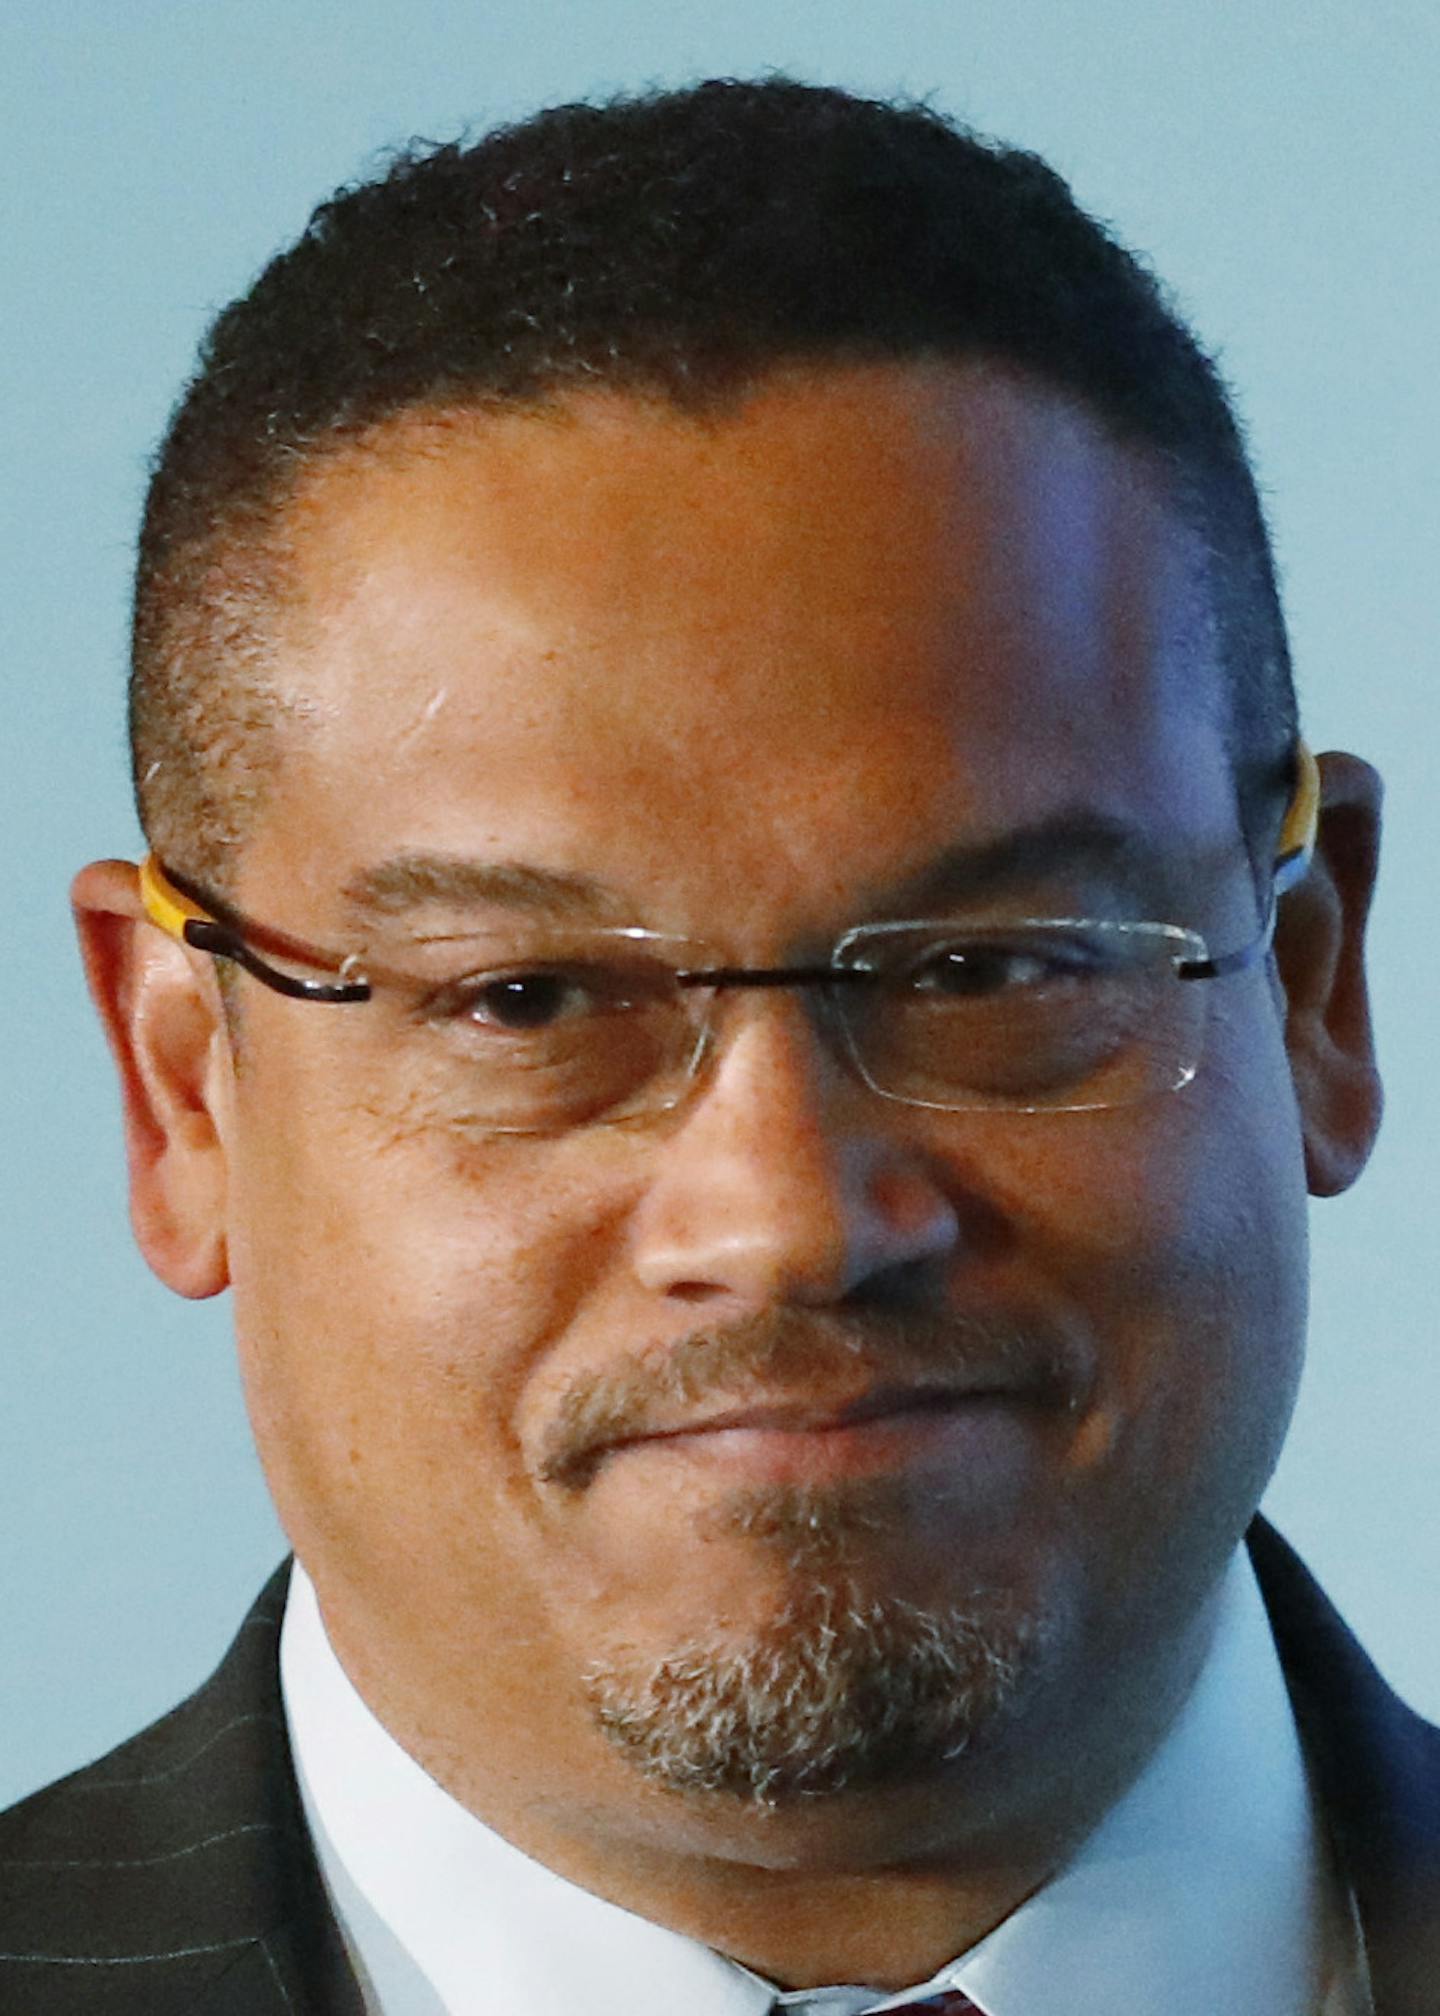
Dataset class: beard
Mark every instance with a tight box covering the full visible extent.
[578,1481,1053,1808]
[546,1304,1087,1807]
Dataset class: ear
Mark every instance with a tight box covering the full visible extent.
[72,858,232,1297]
[1271,751,1384,1198]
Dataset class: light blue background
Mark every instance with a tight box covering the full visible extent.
[2,0,1436,1810]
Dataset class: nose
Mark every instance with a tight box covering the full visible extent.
[627,994,961,1307]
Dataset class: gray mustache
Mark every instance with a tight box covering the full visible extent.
[533,1305,1092,1488]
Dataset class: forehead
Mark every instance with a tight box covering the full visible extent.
[251,362,1238,932]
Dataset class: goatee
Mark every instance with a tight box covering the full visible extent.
[580,1483,1051,1807]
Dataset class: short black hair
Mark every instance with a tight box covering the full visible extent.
[131,76,1296,887]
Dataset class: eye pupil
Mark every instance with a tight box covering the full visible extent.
[485,975,570,1028]
[942,948,986,989]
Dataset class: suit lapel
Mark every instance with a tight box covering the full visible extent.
[1250,1517,1440,2016]
[0,1560,363,2016]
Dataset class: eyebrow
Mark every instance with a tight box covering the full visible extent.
[338,811,1157,938]
[339,855,634,929]
[877,810,1157,915]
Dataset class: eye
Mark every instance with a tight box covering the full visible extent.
[422,955,679,1038]
[906,940,1088,997]
[431,965,617,1033]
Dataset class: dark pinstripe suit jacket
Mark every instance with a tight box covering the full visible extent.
[3,1521,1438,2015]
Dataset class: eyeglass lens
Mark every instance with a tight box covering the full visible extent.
[380,921,1209,1134]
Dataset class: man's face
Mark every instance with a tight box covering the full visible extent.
[214,363,1312,1863]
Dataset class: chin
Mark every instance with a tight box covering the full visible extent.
[579,1566,1057,1811]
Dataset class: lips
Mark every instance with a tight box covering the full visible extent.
[532,1308,1092,1490]
[571,1380,1058,1496]
[565,1381,1060,1503]
[605,1381,1004,1453]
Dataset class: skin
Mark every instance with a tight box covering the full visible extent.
[74,361,1383,1989]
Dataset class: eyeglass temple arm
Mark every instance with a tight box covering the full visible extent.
[136,855,372,1003]
[137,745,1321,1002]
[1177,742,1320,981]
[1272,741,1320,896]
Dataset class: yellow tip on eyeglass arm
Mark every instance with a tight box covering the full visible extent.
[138,854,215,943]
[1274,742,1319,894]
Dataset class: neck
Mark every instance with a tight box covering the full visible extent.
[496,1700,1195,1990]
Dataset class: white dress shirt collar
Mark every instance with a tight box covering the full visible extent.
[281,1547,1356,2016]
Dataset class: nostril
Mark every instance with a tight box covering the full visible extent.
[663,1280,726,1304]
[869,1165,959,1242]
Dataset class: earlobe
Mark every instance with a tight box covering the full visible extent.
[1271,752,1384,1198]
[71,858,232,1298]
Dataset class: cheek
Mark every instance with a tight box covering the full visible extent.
[997,996,1309,1545]
[222,1038,645,1559]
